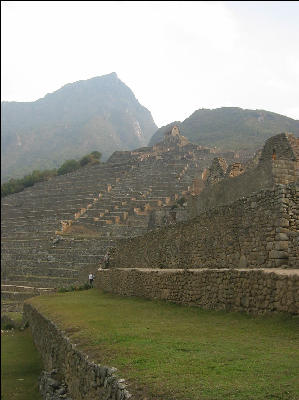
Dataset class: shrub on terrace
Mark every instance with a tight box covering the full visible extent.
[1,150,102,197]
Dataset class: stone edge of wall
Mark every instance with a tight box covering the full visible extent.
[95,268,299,315]
[23,302,132,400]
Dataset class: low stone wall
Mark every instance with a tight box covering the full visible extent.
[23,303,132,400]
[108,184,298,270]
[96,268,299,315]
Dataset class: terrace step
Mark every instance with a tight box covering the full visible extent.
[1,291,37,301]
[1,284,54,293]
[1,300,24,312]
[4,275,78,288]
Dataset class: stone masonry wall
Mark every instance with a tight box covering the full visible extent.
[23,303,132,400]
[188,160,274,216]
[188,133,298,217]
[96,268,299,315]
[107,184,298,270]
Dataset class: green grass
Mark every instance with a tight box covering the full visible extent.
[1,329,43,400]
[28,290,299,400]
[4,312,24,324]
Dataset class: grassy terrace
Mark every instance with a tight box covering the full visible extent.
[1,329,43,400]
[28,289,299,400]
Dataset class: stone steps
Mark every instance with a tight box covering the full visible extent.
[3,259,95,269]
[5,266,81,278]
[6,275,77,288]
[1,291,37,301]
[1,252,102,262]
[1,238,50,246]
[1,299,24,312]
[1,232,54,240]
[1,279,58,289]
[1,284,54,293]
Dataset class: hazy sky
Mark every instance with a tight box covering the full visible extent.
[2,1,299,127]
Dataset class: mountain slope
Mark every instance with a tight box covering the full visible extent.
[1,72,157,180]
[149,107,299,152]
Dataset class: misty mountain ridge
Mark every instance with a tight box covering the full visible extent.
[149,107,299,153]
[1,72,157,180]
[2,73,299,182]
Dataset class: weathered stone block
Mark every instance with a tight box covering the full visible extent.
[275,233,289,241]
[239,255,248,268]
[275,218,290,227]
[274,241,289,251]
[269,250,289,259]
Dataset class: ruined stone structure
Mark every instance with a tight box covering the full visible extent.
[2,126,238,311]
[2,129,298,313]
[95,132,299,314]
[188,133,299,215]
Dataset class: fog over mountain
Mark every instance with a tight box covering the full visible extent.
[1,72,157,181]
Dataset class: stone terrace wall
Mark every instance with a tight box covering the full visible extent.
[107,184,298,269]
[24,303,132,400]
[96,268,299,315]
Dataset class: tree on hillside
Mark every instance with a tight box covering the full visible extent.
[90,151,101,159]
[79,151,102,166]
[57,160,80,175]
[1,150,102,197]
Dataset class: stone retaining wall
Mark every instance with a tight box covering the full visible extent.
[96,268,299,315]
[107,184,298,270]
[23,303,132,400]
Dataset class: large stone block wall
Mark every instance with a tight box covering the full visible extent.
[96,268,299,315]
[188,133,298,216]
[107,184,298,270]
[188,160,274,216]
[23,303,132,400]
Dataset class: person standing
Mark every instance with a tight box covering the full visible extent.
[89,272,94,287]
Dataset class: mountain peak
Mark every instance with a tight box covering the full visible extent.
[1,73,157,180]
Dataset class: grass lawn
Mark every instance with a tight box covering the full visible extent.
[28,289,299,400]
[1,328,43,400]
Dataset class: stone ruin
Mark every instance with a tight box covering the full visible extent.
[1,128,298,314]
[1,126,239,311]
[95,132,298,314]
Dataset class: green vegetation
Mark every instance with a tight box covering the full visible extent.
[79,150,102,167]
[56,159,80,175]
[1,151,101,198]
[28,290,299,400]
[1,313,24,331]
[1,323,43,400]
[149,107,299,152]
[57,282,92,293]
